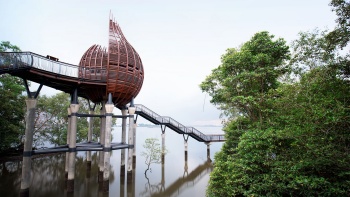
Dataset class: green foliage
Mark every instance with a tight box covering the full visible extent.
[0,41,20,52]
[327,0,350,49]
[200,31,290,124]
[204,7,350,195]
[208,67,350,196]
[0,41,25,153]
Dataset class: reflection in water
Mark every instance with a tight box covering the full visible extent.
[0,127,223,197]
[149,161,213,197]
[138,149,213,197]
[0,152,115,197]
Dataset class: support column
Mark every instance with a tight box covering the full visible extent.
[98,103,106,183]
[65,107,71,182]
[67,100,79,193]
[183,134,189,162]
[205,142,211,162]
[160,125,166,192]
[86,105,94,173]
[120,107,127,177]
[20,98,37,196]
[102,93,114,193]
[127,101,135,183]
[132,117,137,168]
[88,105,94,142]
[183,135,189,178]
[184,141,188,161]
[161,125,166,164]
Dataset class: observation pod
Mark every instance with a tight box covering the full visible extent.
[79,17,144,108]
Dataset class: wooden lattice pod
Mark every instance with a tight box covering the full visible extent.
[79,17,144,108]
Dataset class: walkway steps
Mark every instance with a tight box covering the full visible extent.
[135,104,225,142]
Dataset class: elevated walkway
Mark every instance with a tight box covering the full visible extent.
[0,52,106,102]
[135,104,225,142]
[0,52,226,143]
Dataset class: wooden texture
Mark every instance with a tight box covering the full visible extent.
[79,17,144,107]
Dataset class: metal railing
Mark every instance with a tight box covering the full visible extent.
[135,104,225,142]
[0,52,79,78]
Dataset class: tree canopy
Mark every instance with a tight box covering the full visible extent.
[202,1,350,196]
[0,41,25,153]
[200,31,290,125]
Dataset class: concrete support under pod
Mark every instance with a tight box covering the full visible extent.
[102,93,114,192]
[86,103,95,171]
[120,106,127,177]
[133,115,137,168]
[127,99,135,183]
[98,103,106,184]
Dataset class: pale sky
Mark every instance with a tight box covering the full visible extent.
[0,0,337,126]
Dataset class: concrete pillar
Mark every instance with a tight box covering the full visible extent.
[67,103,79,193]
[86,107,94,172]
[184,140,188,162]
[205,142,211,162]
[20,98,37,196]
[98,103,106,183]
[120,108,127,177]
[102,99,114,193]
[65,107,71,182]
[88,107,94,142]
[127,105,135,183]
[132,120,137,167]
[183,135,189,178]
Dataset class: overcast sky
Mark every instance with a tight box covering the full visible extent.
[0,0,337,126]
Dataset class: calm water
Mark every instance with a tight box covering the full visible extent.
[0,126,224,197]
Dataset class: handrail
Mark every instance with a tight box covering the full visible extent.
[0,52,80,78]
[135,104,225,142]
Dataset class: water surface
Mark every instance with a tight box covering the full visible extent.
[0,126,224,197]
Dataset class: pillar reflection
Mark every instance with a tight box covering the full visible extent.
[120,167,125,197]
[98,103,106,184]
